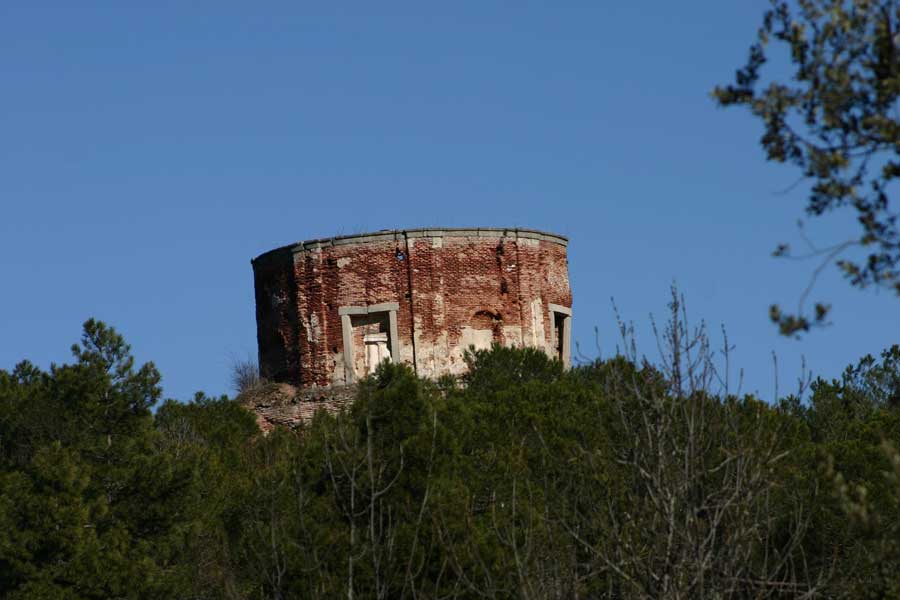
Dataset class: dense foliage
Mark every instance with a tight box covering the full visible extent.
[714,0,899,335]
[2,319,900,598]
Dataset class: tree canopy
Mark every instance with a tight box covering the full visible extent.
[714,0,900,335]
[2,319,900,597]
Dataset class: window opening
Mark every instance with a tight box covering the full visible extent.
[548,303,572,369]
[553,312,566,361]
[339,302,400,384]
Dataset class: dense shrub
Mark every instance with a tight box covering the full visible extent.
[2,320,899,598]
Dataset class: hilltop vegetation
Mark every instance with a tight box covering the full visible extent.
[2,311,900,598]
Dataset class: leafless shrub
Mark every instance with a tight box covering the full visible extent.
[560,285,829,598]
[231,354,263,395]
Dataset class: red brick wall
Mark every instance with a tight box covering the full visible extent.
[252,229,571,388]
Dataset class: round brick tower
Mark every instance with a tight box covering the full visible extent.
[252,228,572,389]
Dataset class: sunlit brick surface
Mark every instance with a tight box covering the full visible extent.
[252,228,572,388]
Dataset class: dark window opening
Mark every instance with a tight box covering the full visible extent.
[553,311,567,361]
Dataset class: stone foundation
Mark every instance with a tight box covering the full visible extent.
[238,383,357,432]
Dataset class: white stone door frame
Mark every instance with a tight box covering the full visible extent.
[338,302,400,383]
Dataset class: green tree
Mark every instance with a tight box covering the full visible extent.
[0,320,209,598]
[714,0,900,335]
[795,347,900,596]
[830,440,900,598]
[153,392,260,598]
[10,315,900,597]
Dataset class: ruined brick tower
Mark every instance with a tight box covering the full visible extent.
[252,228,572,394]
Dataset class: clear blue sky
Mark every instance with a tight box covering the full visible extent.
[2,2,896,402]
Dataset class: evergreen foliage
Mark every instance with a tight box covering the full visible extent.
[1,320,899,597]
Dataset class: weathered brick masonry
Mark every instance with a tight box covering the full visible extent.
[247,228,572,428]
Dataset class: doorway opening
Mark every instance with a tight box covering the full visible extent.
[339,302,400,383]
